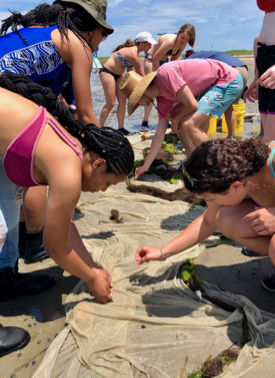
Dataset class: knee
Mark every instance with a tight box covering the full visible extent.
[216,206,236,239]
[105,100,116,111]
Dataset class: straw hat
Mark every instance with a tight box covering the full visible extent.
[119,71,157,116]
[56,0,114,34]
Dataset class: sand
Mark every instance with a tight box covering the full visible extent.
[2,56,275,378]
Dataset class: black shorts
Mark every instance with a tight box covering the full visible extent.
[256,42,275,114]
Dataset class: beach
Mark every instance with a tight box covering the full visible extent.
[2,56,275,378]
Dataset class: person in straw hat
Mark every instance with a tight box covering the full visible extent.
[119,58,243,178]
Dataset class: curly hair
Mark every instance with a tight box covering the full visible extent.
[183,138,270,194]
[0,73,134,176]
[0,2,108,51]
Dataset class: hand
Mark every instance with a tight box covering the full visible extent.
[87,268,113,303]
[136,245,165,264]
[242,206,275,235]
[256,66,275,89]
[171,120,181,133]
[135,165,148,179]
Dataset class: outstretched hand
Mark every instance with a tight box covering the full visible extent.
[135,165,148,179]
[136,245,165,264]
[87,268,113,303]
[242,206,275,235]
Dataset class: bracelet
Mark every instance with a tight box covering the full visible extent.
[160,247,166,261]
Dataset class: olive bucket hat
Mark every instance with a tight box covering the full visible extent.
[57,0,114,34]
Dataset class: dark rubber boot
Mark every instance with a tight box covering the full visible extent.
[24,229,49,264]
[0,325,30,357]
[0,260,55,302]
[18,222,26,258]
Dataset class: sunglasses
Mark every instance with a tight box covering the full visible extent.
[99,26,108,41]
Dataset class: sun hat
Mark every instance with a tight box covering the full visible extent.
[119,71,157,116]
[135,31,157,45]
[56,0,114,34]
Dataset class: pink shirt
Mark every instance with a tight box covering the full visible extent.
[153,59,238,119]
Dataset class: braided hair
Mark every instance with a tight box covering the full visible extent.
[183,138,270,194]
[0,73,134,176]
[0,2,103,51]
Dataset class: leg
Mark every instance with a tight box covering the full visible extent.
[141,59,153,130]
[22,187,49,264]
[177,129,195,158]
[181,112,210,147]
[224,104,235,138]
[216,199,270,254]
[116,76,126,129]
[99,72,116,128]
[262,113,275,142]
[0,159,20,269]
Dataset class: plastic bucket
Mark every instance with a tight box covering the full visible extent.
[207,116,217,134]
[222,102,245,133]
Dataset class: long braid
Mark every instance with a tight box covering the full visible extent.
[0,2,99,51]
[0,74,134,175]
[183,138,270,194]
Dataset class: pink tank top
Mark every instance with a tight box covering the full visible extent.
[4,106,83,187]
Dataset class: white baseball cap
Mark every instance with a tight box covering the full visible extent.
[135,31,157,45]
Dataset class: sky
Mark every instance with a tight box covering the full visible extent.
[0,0,264,57]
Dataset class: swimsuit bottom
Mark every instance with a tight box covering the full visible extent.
[99,66,121,81]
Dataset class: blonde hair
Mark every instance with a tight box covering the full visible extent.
[178,24,195,47]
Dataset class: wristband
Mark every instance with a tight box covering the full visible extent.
[160,247,166,261]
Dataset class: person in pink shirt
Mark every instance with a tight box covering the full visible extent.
[120,59,243,177]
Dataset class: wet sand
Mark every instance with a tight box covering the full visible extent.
[2,56,275,378]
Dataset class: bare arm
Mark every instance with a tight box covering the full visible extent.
[135,118,168,178]
[38,174,113,303]
[170,85,198,132]
[152,39,173,71]
[136,204,220,263]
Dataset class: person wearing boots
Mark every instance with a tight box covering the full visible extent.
[0,0,114,269]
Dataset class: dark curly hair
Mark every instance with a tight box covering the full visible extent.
[183,138,270,194]
[0,73,134,176]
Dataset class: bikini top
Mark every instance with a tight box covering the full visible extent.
[116,51,133,68]
[257,0,275,13]
[4,107,83,187]
[165,47,180,57]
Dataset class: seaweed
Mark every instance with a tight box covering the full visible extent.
[180,259,203,291]
[170,174,180,184]
[163,143,181,154]
[187,345,239,378]
[110,209,124,224]
[126,182,204,204]
[143,147,174,163]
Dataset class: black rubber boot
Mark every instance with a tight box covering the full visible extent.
[0,325,30,357]
[18,222,26,258]
[0,260,55,302]
[24,229,49,264]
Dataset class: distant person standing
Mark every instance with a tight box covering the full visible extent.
[187,50,248,140]
[99,32,157,135]
[140,24,196,131]
[245,0,275,142]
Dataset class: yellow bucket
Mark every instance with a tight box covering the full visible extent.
[222,102,245,133]
[207,116,217,134]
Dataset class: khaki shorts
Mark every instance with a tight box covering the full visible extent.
[233,66,248,104]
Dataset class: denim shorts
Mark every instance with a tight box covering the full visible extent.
[196,73,243,117]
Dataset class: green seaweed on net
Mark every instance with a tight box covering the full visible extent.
[163,143,180,154]
[170,174,180,184]
[164,134,179,144]
[181,259,203,290]
[187,345,239,378]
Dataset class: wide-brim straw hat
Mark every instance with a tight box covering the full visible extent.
[119,71,157,116]
[56,0,114,34]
